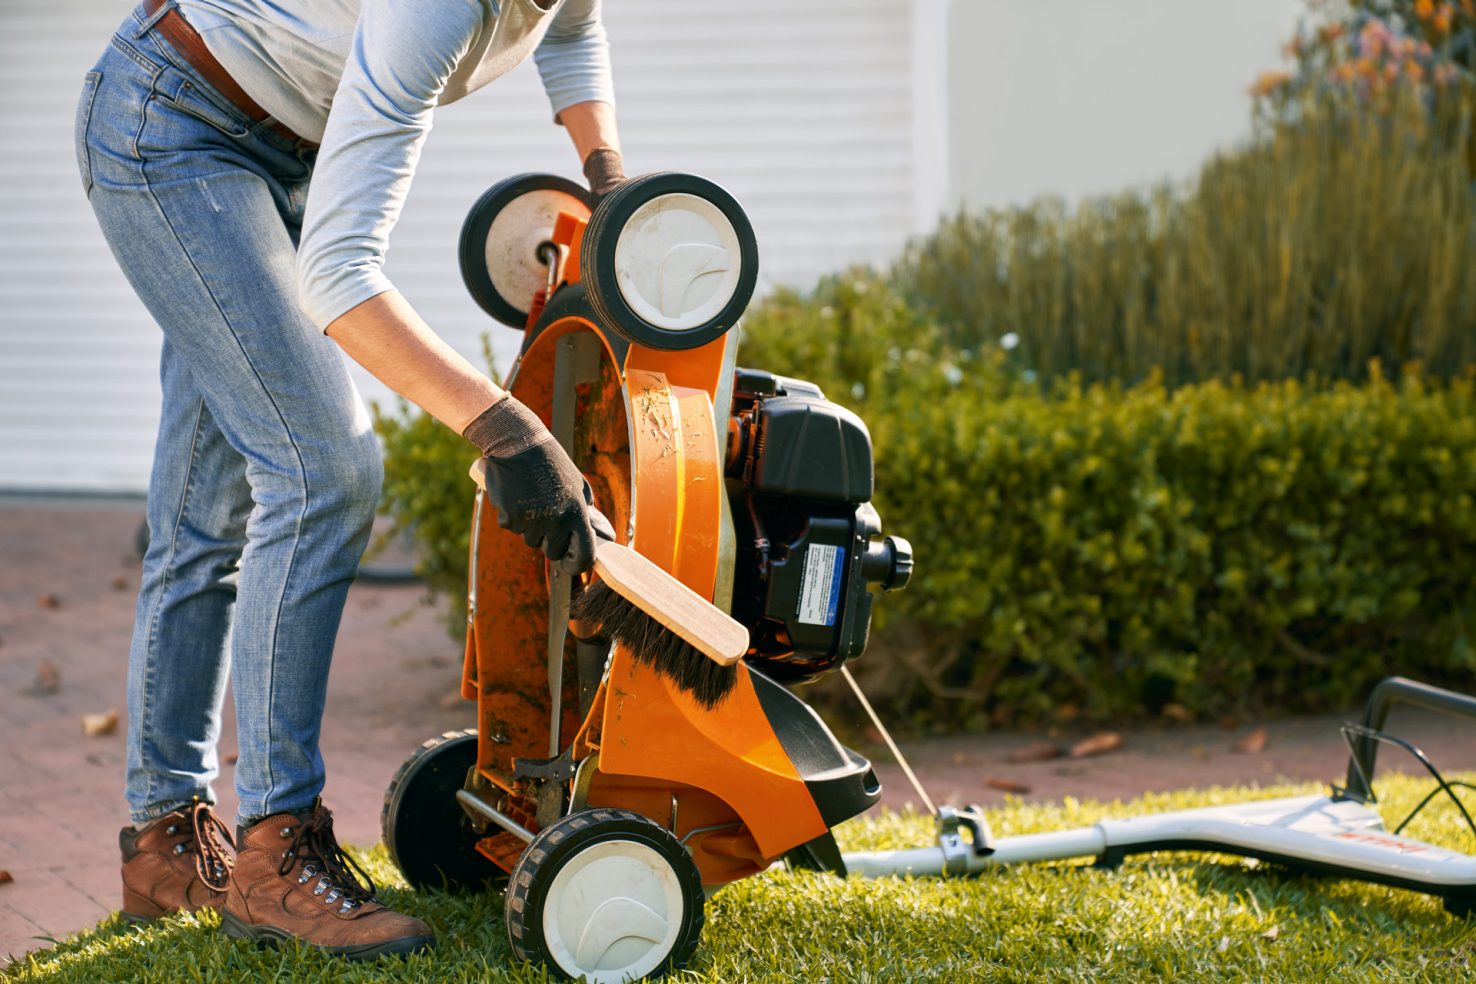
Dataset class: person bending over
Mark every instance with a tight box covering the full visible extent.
[77,0,625,958]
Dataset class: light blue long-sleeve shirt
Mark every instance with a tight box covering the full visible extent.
[176,0,613,328]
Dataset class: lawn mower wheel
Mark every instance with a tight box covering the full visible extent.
[505,807,705,982]
[382,729,507,892]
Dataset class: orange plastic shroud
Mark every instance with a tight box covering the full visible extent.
[457,210,828,886]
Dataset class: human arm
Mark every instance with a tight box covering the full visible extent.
[301,1,619,569]
[305,2,595,568]
[532,0,624,195]
[325,291,500,433]
[561,100,625,197]
[326,291,596,573]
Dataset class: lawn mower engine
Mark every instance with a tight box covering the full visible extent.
[724,368,913,682]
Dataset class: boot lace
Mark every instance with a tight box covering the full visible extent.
[163,799,233,892]
[277,806,377,914]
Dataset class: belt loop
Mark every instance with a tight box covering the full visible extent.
[134,1,175,39]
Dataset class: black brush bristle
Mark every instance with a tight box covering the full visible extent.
[571,581,737,708]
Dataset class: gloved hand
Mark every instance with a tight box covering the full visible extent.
[589,507,617,544]
[583,147,626,201]
[463,394,597,574]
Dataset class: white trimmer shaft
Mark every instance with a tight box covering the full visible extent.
[844,794,1476,897]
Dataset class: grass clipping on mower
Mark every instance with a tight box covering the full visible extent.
[571,580,739,708]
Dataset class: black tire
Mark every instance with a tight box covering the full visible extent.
[581,172,758,351]
[459,173,593,327]
[505,808,705,982]
[382,729,506,892]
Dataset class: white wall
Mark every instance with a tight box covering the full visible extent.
[946,0,1303,212]
[0,0,916,493]
[0,1,1308,493]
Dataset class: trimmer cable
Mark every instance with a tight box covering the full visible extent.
[841,665,937,816]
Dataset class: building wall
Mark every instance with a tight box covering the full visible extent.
[946,0,1302,211]
[0,1,1305,494]
[0,0,918,493]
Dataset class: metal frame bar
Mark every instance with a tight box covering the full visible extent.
[1343,676,1476,802]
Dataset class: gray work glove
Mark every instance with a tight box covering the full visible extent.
[583,147,626,201]
[589,507,617,544]
[463,395,597,574]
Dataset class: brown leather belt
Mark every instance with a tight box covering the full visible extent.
[143,0,315,147]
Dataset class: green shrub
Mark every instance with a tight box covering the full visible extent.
[379,288,1476,729]
[742,282,1476,727]
[896,94,1476,388]
[371,342,501,632]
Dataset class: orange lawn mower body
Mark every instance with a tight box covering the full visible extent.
[380,174,1476,982]
[381,172,913,981]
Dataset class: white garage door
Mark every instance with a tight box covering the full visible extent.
[0,0,922,494]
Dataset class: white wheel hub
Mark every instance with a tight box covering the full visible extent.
[484,188,586,311]
[542,838,685,982]
[612,192,744,332]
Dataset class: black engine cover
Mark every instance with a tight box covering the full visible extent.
[750,396,873,503]
[726,370,910,681]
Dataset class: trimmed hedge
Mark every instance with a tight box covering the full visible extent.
[740,274,1476,727]
[377,275,1476,728]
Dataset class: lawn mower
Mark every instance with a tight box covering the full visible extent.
[380,170,1476,982]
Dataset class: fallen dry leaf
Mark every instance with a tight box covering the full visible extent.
[1233,727,1269,754]
[0,870,12,887]
[1008,741,1064,764]
[985,777,1033,794]
[82,709,119,737]
[1161,702,1194,723]
[29,660,60,695]
[1262,924,1280,942]
[37,594,60,610]
[950,751,967,766]
[1070,731,1124,758]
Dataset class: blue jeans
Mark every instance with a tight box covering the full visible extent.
[77,4,383,828]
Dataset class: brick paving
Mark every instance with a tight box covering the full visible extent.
[0,498,473,964]
[2,499,1472,965]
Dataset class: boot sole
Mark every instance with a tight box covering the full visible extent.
[219,909,434,960]
[119,903,220,925]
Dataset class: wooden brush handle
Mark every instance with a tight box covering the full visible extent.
[471,459,747,667]
[592,541,748,667]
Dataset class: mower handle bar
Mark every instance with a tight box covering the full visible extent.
[1342,676,1476,802]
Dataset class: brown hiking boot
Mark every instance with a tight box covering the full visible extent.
[221,801,434,960]
[119,800,235,922]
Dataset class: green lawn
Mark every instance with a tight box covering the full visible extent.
[8,775,1474,982]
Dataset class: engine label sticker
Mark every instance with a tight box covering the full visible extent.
[798,544,846,626]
